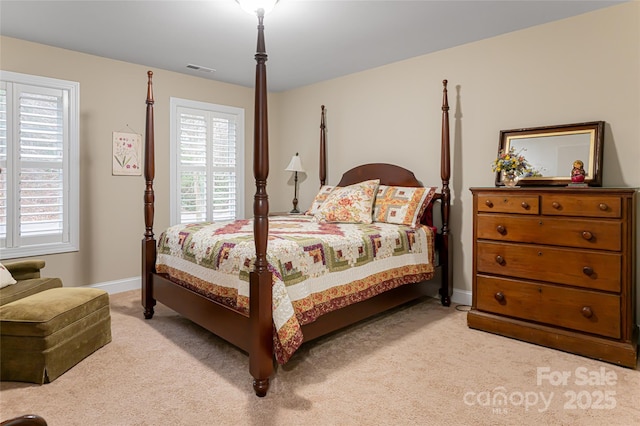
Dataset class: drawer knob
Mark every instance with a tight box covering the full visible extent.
[521,201,529,209]
[581,306,593,319]
[598,203,608,211]
[485,200,494,208]
[581,231,593,241]
[494,292,505,302]
[496,225,506,235]
[495,255,505,265]
[583,266,594,276]
[552,201,561,209]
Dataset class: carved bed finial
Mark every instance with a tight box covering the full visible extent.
[320,105,327,186]
[147,71,154,103]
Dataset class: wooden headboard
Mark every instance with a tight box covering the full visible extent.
[337,163,422,187]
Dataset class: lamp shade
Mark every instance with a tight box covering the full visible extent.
[236,0,279,15]
[285,153,305,173]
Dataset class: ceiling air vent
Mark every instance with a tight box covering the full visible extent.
[186,64,216,73]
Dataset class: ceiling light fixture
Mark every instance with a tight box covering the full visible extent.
[236,0,280,16]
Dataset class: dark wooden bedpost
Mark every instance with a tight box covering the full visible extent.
[249,8,274,397]
[319,105,327,186]
[142,70,157,319]
[439,79,452,307]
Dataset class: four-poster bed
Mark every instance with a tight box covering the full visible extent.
[141,10,452,397]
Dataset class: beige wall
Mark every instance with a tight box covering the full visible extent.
[1,3,638,314]
[0,36,280,286]
[277,2,640,306]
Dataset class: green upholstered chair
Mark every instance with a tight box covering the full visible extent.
[0,260,62,306]
[0,260,112,384]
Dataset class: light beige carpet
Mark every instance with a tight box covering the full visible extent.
[1,290,638,426]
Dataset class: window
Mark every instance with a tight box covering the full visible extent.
[170,98,244,225]
[0,71,79,259]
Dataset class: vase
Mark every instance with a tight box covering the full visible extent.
[502,172,518,187]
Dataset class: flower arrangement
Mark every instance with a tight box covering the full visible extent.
[491,146,532,177]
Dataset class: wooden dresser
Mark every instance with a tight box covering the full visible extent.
[468,187,637,367]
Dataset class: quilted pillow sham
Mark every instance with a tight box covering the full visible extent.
[314,179,380,224]
[305,185,336,215]
[373,185,437,227]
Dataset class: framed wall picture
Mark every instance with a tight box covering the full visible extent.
[112,132,142,176]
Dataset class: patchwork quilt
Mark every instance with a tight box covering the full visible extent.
[156,215,435,363]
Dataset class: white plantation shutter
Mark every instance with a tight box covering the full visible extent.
[178,110,208,223]
[211,116,238,221]
[170,98,244,225]
[17,86,65,240]
[0,83,6,242]
[0,72,79,259]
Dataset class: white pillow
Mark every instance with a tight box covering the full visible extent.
[0,262,17,288]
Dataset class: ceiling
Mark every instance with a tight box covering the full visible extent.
[0,1,625,92]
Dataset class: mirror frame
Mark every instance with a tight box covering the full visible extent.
[495,121,604,187]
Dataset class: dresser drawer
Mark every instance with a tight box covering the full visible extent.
[476,275,621,339]
[476,214,621,251]
[476,241,621,292]
[477,194,539,214]
[541,195,621,218]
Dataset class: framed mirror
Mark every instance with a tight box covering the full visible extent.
[495,121,604,187]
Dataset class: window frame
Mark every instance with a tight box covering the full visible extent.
[169,97,245,225]
[0,71,80,260]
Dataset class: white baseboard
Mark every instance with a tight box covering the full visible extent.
[422,281,471,306]
[89,276,140,294]
[451,288,472,307]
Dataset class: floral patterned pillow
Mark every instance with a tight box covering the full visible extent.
[373,185,437,227]
[314,180,380,224]
[0,262,17,289]
[305,185,337,215]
